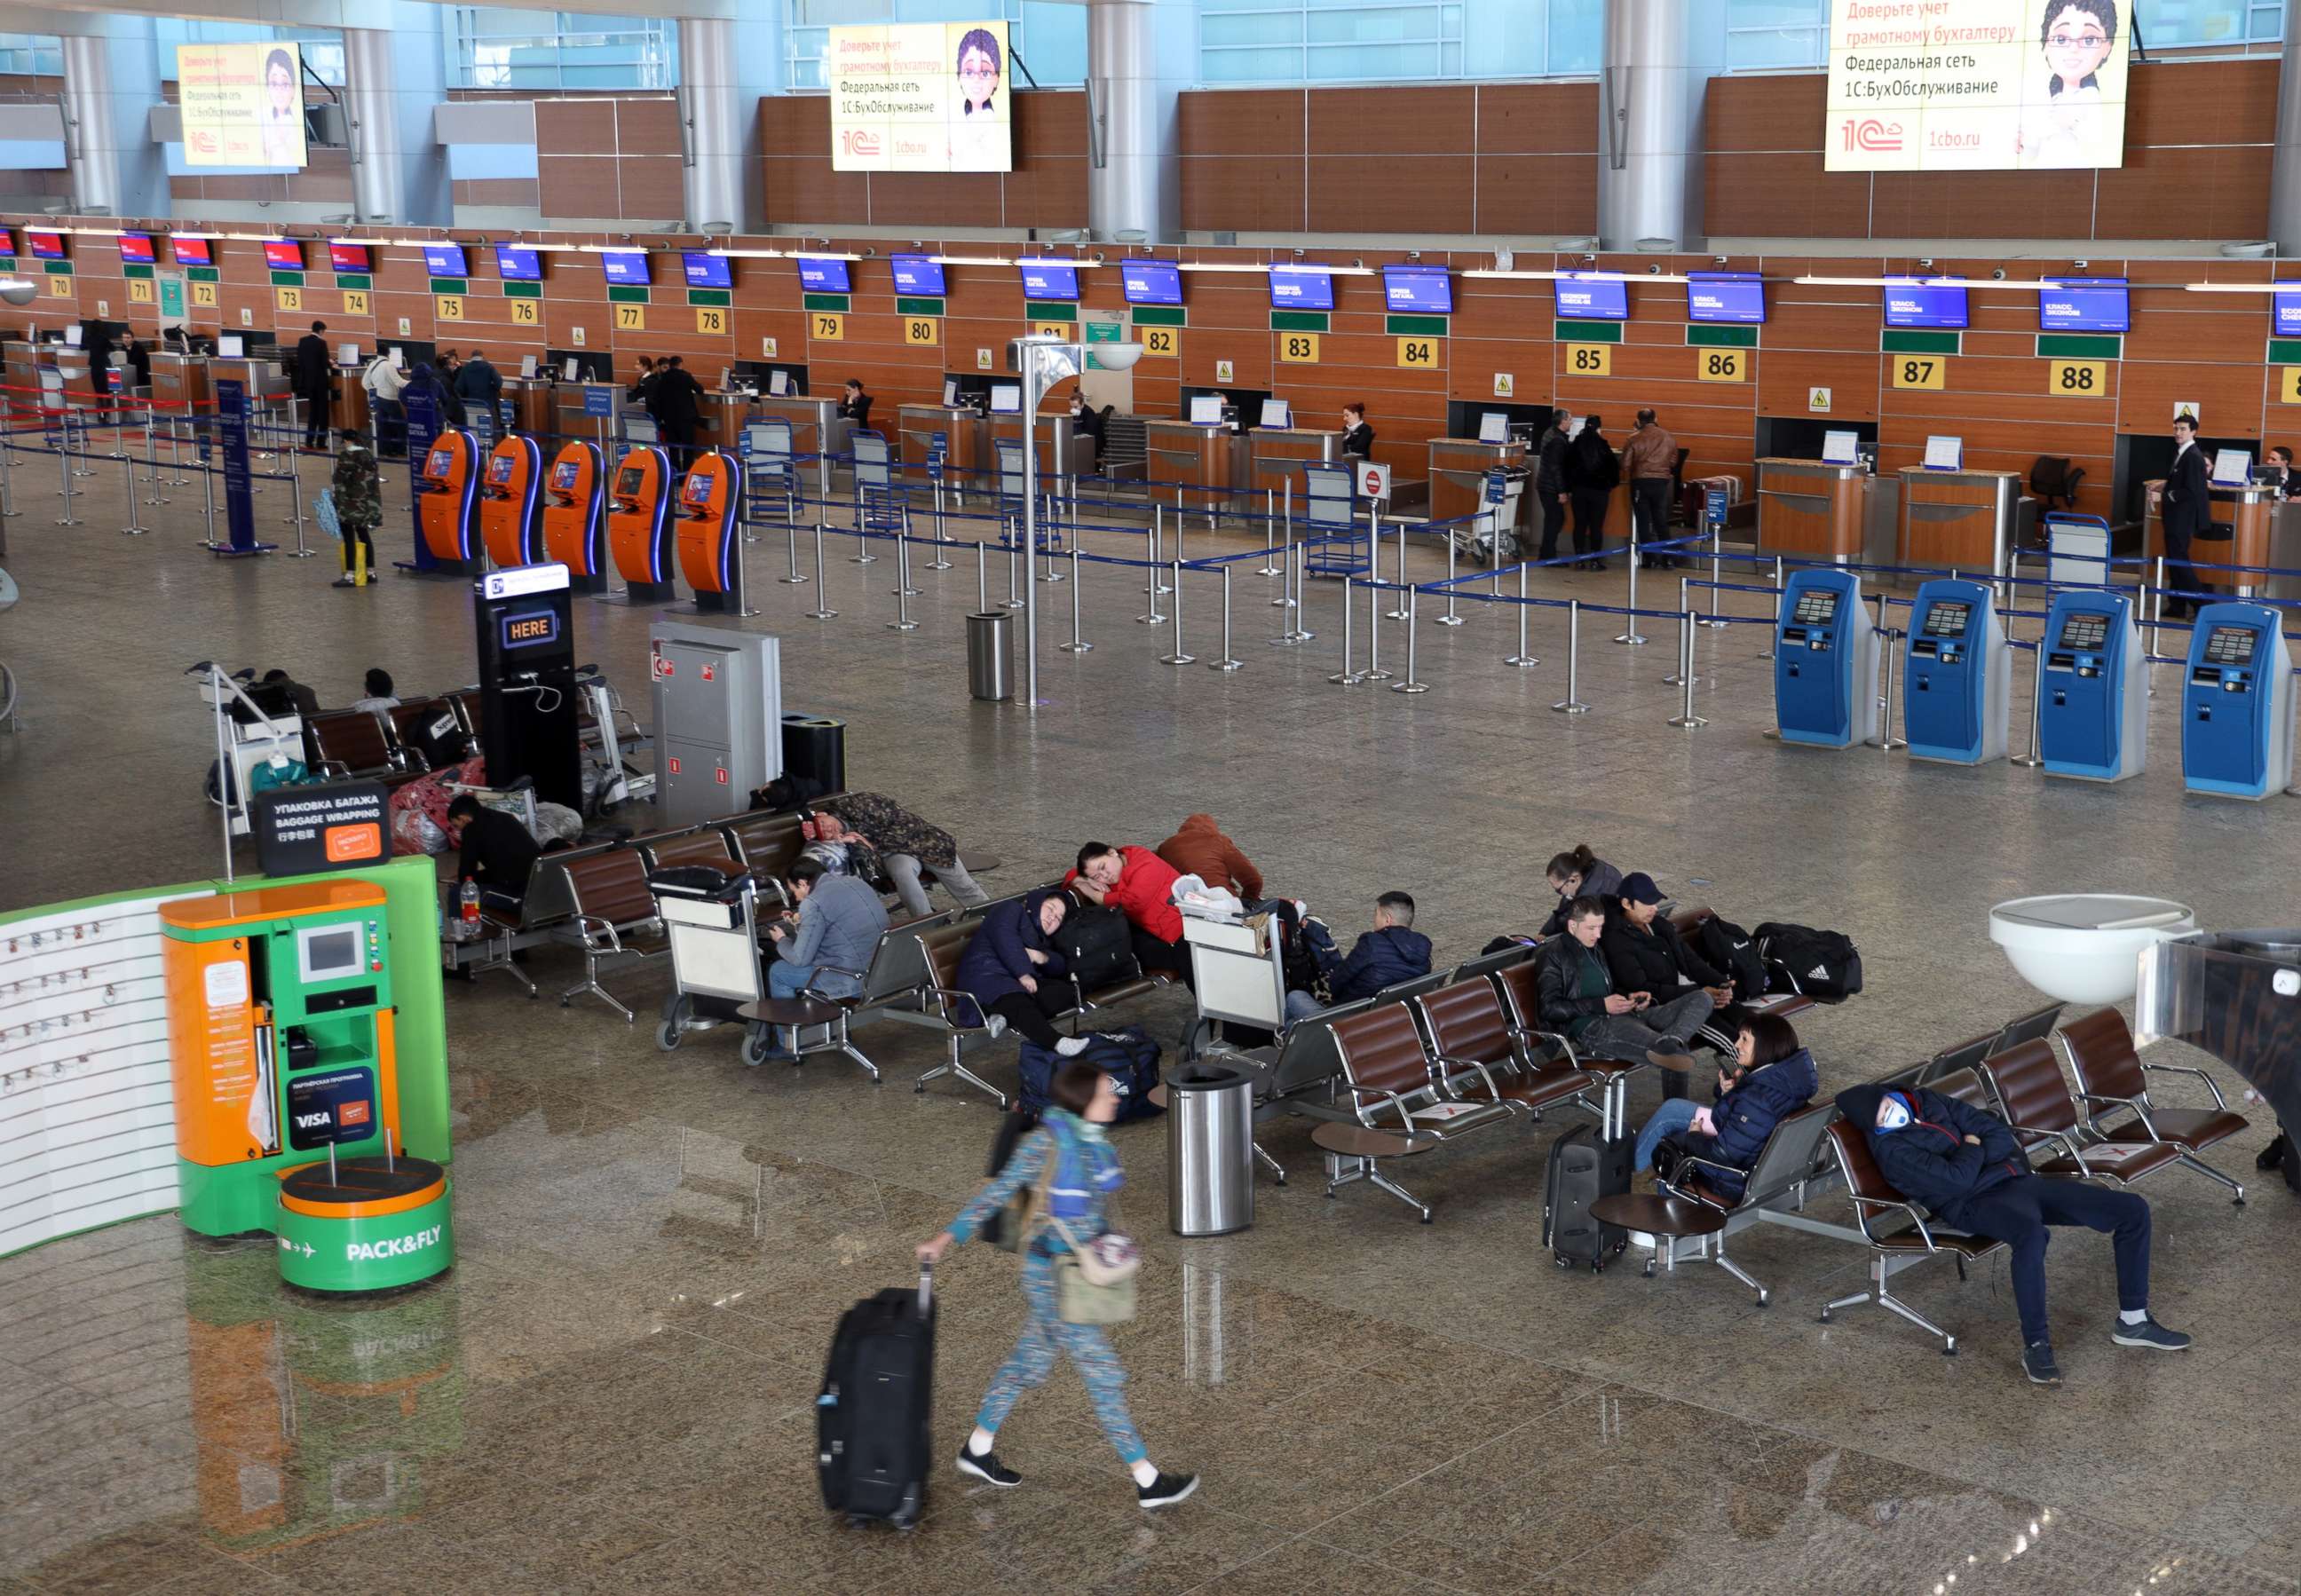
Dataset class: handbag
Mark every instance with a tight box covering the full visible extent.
[1043,1205,1139,1324]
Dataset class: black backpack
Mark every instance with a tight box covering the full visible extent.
[1058,902,1137,993]
[1752,921,1863,1000]
[1695,915,1770,1001]
[979,1109,1041,1252]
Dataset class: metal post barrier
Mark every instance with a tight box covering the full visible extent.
[851,511,876,563]
[285,459,313,557]
[1060,549,1092,652]
[119,454,146,535]
[894,509,921,596]
[1701,540,1726,628]
[141,417,167,507]
[1210,565,1243,671]
[888,533,919,631]
[1290,540,1314,642]
[1390,587,1430,693]
[1152,505,1172,593]
[1664,578,1692,685]
[2010,643,2046,769]
[1002,535,1024,609]
[1873,628,1904,751]
[1388,519,1411,619]
[1552,600,1590,714]
[0,422,16,518]
[781,519,808,583]
[1159,561,1196,665]
[1436,527,1463,625]
[1330,573,1363,684]
[926,481,953,569]
[1258,492,1281,575]
[69,411,95,478]
[1137,542,1167,625]
[1038,497,1065,584]
[200,452,217,544]
[2149,556,2166,664]
[54,435,80,527]
[1761,557,1784,659]
[281,435,303,525]
[976,541,989,611]
[1667,612,1708,729]
[1503,563,1538,668]
[805,525,838,620]
[1272,515,1295,607]
[169,415,194,486]
[1363,578,1393,682]
[1616,542,1645,645]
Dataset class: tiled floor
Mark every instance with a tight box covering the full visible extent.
[3,453,2297,1594]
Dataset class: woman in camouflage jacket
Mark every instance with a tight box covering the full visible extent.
[331,429,383,588]
[814,791,989,916]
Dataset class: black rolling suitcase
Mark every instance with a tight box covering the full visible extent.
[1544,1125,1632,1272]
[818,1266,936,1529]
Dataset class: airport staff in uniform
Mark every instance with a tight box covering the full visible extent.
[838,378,873,431]
[293,320,332,450]
[1340,403,1375,460]
[2161,415,2209,620]
[1068,393,1105,473]
[2262,446,2301,499]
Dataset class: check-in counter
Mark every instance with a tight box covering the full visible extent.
[702,388,755,455]
[148,350,210,428]
[52,346,96,403]
[753,393,843,499]
[1756,458,1868,561]
[1144,420,1248,521]
[3,341,43,420]
[208,356,292,439]
[331,364,370,439]
[506,375,555,438]
[1249,427,1339,506]
[1898,467,2020,573]
[1428,438,1530,535]
[2268,500,2301,604]
[988,412,1091,484]
[897,404,988,490]
[2145,478,2274,598]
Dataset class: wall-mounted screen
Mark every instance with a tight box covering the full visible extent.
[796,257,850,293]
[176,40,307,169]
[421,242,468,278]
[1687,271,1765,324]
[1382,265,1452,314]
[494,244,542,281]
[263,240,305,270]
[328,241,370,273]
[116,233,156,265]
[1269,268,1333,311]
[24,230,64,260]
[2038,276,2129,334]
[890,254,945,295]
[829,20,1011,174]
[683,251,733,289]
[1884,278,1970,328]
[1020,260,1078,300]
[1120,260,1182,306]
[1554,274,1628,320]
[600,250,650,287]
[169,234,213,266]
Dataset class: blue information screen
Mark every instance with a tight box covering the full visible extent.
[1884,278,1969,329]
[1687,272,1765,324]
[1121,260,1182,305]
[2038,278,2129,334]
[1383,265,1452,314]
[2273,285,2301,336]
[797,257,850,293]
[1554,275,1627,320]
[890,254,945,295]
[494,244,542,281]
[421,242,466,277]
[1021,260,1079,300]
[600,249,650,287]
[683,251,732,288]
[1269,269,1333,311]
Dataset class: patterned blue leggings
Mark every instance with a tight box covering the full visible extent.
[973,1252,1146,1466]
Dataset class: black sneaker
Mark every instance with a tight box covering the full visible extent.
[956,1447,1020,1488]
[2110,1316,2191,1351]
[2022,1342,2062,1385]
[1136,1470,1198,1510]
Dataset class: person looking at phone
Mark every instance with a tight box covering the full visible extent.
[1534,897,1712,1086]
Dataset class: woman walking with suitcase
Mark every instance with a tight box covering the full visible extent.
[918,1063,1198,1509]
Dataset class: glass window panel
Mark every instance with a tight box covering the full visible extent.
[1726,0,1823,28]
[1199,43,1306,81]
[1546,0,1601,74]
[1306,39,1441,76]
[1206,12,1307,46]
[1305,8,1440,45]
[2134,0,2249,45]
[1726,26,1823,70]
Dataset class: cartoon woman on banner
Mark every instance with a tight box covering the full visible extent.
[260,46,304,168]
[949,26,1009,173]
[2018,0,2122,170]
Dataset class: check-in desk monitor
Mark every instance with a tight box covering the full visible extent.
[605,445,676,602]
[1903,578,2010,765]
[2037,591,2147,782]
[2181,603,2293,800]
[478,435,545,568]
[541,441,608,592]
[416,431,479,566]
[673,449,745,613]
[1773,570,1880,748]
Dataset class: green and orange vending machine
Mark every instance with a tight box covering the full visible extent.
[161,879,454,1292]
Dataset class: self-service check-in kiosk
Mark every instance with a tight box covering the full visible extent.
[478,435,544,569]
[2181,601,2293,800]
[416,431,480,571]
[541,441,608,595]
[475,562,582,812]
[161,880,454,1293]
[2037,590,2147,782]
[674,447,747,615]
[1773,568,1879,747]
[606,444,676,604]
[1903,577,2010,765]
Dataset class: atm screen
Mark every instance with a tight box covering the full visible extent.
[2058,613,2109,652]
[616,464,646,496]
[1791,589,1838,626]
[2203,626,2257,666]
[550,462,580,491]
[487,455,516,485]
[682,472,714,507]
[1922,600,1972,638]
[424,446,455,478]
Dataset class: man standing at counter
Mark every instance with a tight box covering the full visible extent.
[1625,408,1680,569]
[293,320,332,451]
[1534,408,1570,563]
[2161,415,2208,620]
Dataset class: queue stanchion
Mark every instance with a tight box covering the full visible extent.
[285,459,314,557]
[975,540,989,611]
[1663,579,1695,685]
[1701,538,1726,628]
[70,410,96,478]
[780,518,807,584]
[140,415,168,507]
[1258,492,1281,576]
[804,525,838,620]
[1616,539,1646,645]
[1436,527,1464,626]
[1552,600,1591,715]
[1330,573,1364,685]
[1,419,19,519]
[1151,505,1172,593]
[2009,642,2046,769]
[119,453,146,536]
[54,430,81,527]
[1137,540,1168,626]
[926,479,953,569]
[1159,560,1196,666]
[1274,541,1311,645]
[888,532,919,631]
[1761,557,1784,659]
[1387,520,1411,619]
[1002,533,1024,610]
[1503,563,1538,668]
[1209,565,1244,671]
[2149,556,2167,666]
[894,506,921,597]
[1271,515,1296,608]
[1874,628,1905,751]
[1293,541,1314,642]
[200,448,217,544]
[1667,611,1708,730]
[1390,586,1430,694]
[1059,549,1091,653]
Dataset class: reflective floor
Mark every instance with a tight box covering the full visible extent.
[3,457,2298,1594]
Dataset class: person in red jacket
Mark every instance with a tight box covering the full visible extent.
[1064,841,1190,984]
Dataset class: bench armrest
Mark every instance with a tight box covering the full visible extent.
[569,912,627,954]
[2139,1061,2229,1111]
[921,984,995,1031]
[1336,1082,1417,1136]
[2076,1089,2162,1141]
[1658,1153,1746,1214]
[1431,1053,1506,1104]
[2005,1122,2092,1169]
[1846,1191,1941,1251]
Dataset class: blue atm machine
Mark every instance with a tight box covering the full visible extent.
[2037,590,2147,782]
[2180,601,2294,800]
[1774,569,1879,747]
[1903,578,2010,764]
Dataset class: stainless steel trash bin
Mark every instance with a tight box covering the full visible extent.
[1166,1063,1255,1236]
[966,611,1012,701]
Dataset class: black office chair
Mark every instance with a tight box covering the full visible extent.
[2028,454,2086,513]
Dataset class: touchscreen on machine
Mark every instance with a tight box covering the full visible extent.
[550,462,578,490]
[1923,600,1972,638]
[1791,590,1838,626]
[487,456,515,484]
[616,465,645,496]
[2059,613,2109,652]
[2202,626,2257,666]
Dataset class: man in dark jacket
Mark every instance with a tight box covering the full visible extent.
[1536,897,1710,1084]
[1602,873,1734,1012]
[452,347,502,431]
[407,360,466,429]
[1534,408,1570,562]
[2160,414,2210,619]
[651,354,707,470]
[1636,1012,1815,1189]
[447,794,541,910]
[293,320,332,448]
[1285,892,1430,1021]
[1563,418,1619,571]
[1841,1080,2190,1385]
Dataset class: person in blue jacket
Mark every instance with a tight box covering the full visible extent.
[954,887,1090,1056]
[1285,890,1432,1021]
[1839,1079,2191,1386]
[1635,1011,1817,1191]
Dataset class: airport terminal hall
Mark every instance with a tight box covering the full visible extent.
[16,0,2301,1590]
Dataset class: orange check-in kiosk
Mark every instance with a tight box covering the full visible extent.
[542,440,609,595]
[606,444,676,604]
[478,435,545,569]
[674,448,747,614]
[415,430,480,570]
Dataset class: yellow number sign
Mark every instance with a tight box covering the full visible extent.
[903,316,938,346]
[1565,344,1610,377]
[1141,327,1178,359]
[191,281,217,308]
[47,276,74,298]
[1032,321,1070,340]
[510,298,539,326]
[1892,356,1947,391]
[2276,367,2301,407]
[1396,336,1439,369]
[615,304,646,331]
[275,286,302,312]
[435,294,464,322]
[693,306,725,335]
[1278,331,1320,364]
[128,280,154,304]
[1696,349,1748,383]
[2050,359,2107,397]
[811,312,843,342]
[342,288,369,316]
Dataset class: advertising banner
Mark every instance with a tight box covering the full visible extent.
[1826,0,2131,171]
[829,21,1011,174]
[177,41,308,170]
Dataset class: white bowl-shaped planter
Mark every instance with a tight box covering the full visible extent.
[1989,895,2196,1007]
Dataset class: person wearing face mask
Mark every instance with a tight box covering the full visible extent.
[1840,1079,2189,1386]
[1066,392,1105,474]
[1340,402,1374,460]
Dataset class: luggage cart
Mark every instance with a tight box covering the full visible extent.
[648,865,783,1065]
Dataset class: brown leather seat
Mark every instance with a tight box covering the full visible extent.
[1928,1065,1996,1113]
[907,920,1008,1106]
[1980,1039,2183,1186]
[1820,1118,2005,1355]
[1326,999,1511,1221]
[724,810,807,879]
[1414,980,1590,1114]
[305,709,401,778]
[639,828,743,877]
[1493,960,1644,1086]
[550,848,665,1021]
[2058,1007,2249,1203]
